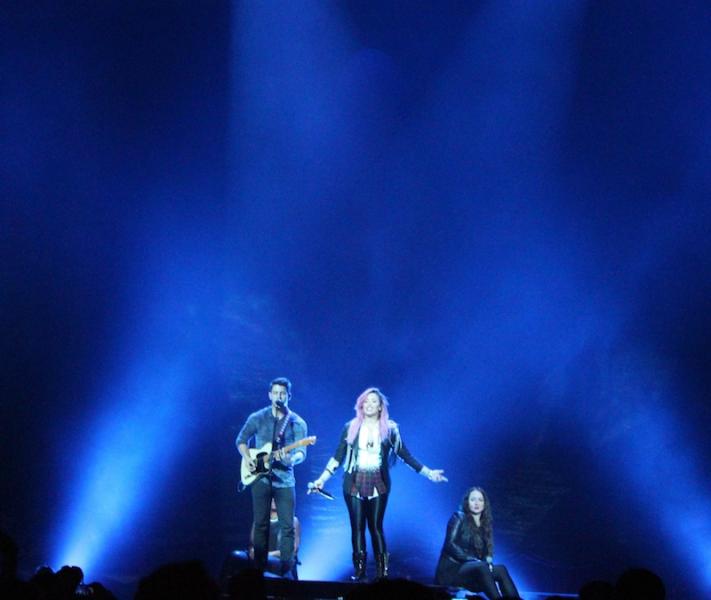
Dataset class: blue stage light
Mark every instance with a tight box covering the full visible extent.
[298,522,352,581]
[53,365,192,576]
[50,221,219,578]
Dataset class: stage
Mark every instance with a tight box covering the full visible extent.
[222,574,577,600]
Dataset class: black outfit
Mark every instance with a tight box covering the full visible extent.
[328,420,424,579]
[250,481,295,573]
[435,511,520,599]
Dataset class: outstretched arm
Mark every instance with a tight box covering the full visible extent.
[419,466,447,482]
[392,426,447,482]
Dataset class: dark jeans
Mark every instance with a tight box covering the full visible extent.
[251,478,295,566]
[344,493,389,555]
[455,561,520,599]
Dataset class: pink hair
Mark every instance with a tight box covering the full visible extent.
[346,387,391,445]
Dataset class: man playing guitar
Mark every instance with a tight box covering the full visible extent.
[236,377,309,577]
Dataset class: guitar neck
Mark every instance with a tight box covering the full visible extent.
[273,436,315,456]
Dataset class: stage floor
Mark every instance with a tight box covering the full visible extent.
[246,576,577,599]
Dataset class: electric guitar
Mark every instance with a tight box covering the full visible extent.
[240,436,317,487]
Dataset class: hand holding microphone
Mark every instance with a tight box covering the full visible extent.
[307,481,334,500]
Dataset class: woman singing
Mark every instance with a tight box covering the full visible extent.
[312,387,446,581]
[435,486,520,599]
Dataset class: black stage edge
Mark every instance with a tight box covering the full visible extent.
[223,578,577,600]
[263,578,452,599]
[268,579,360,598]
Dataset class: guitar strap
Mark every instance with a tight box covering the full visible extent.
[273,411,293,448]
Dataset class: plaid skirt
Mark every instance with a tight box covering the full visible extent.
[351,468,387,498]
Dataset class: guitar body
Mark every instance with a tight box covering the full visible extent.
[240,435,317,488]
[240,442,274,487]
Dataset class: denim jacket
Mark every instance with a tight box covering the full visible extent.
[236,406,308,488]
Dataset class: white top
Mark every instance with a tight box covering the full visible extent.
[356,422,382,471]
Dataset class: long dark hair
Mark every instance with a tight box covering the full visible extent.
[461,486,494,556]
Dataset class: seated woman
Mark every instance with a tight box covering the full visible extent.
[435,487,520,599]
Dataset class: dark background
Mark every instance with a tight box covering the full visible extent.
[2,2,710,598]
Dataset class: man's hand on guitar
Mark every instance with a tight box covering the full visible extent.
[239,438,315,488]
[276,448,291,465]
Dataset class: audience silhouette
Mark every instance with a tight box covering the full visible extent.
[614,567,665,600]
[2,528,672,600]
[579,579,614,600]
[134,560,220,600]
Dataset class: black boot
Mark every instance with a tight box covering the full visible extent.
[350,551,367,582]
[375,553,389,580]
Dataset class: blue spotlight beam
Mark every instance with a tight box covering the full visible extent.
[54,364,193,575]
[51,213,223,578]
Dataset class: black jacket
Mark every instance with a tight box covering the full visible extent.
[434,511,490,585]
[330,421,424,495]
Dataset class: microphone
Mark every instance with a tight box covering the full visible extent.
[307,482,334,500]
[486,556,493,573]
